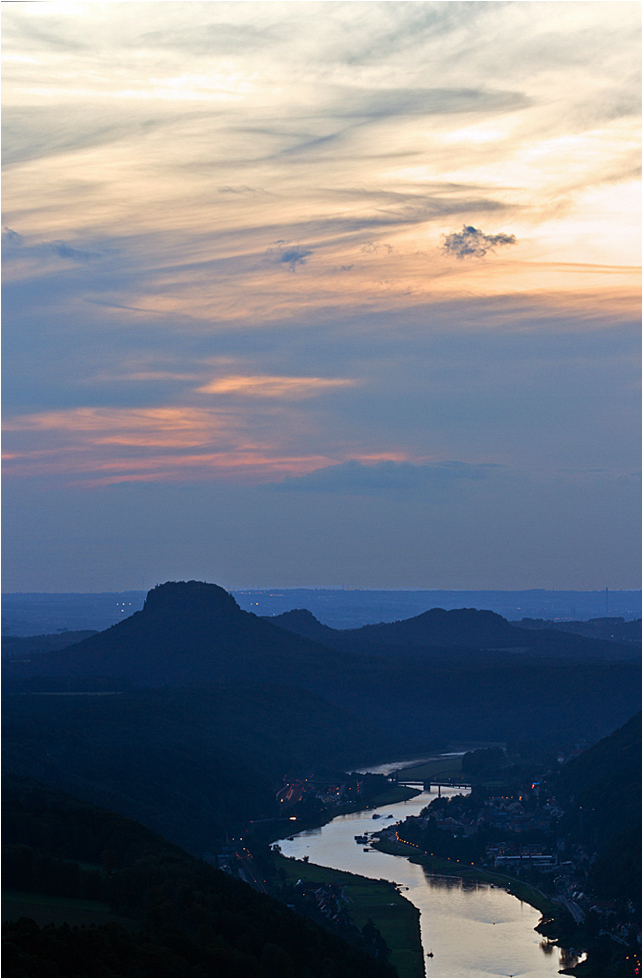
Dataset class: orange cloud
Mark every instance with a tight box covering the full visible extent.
[195,375,356,398]
[4,407,225,447]
[3,404,413,486]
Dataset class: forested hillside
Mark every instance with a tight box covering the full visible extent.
[2,776,394,977]
[3,581,640,858]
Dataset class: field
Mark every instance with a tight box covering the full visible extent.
[2,889,134,928]
[273,853,425,978]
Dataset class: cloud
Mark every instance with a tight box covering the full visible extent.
[2,226,23,247]
[2,226,101,263]
[218,185,255,194]
[91,370,198,383]
[338,86,532,120]
[196,375,355,399]
[361,242,394,254]
[50,240,99,262]
[441,225,518,259]
[2,401,344,487]
[266,241,313,272]
[270,459,503,494]
[3,406,221,444]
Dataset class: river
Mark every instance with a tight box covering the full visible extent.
[277,785,577,978]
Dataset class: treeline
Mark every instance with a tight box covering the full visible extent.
[2,682,380,856]
[3,582,640,878]
[556,712,642,904]
[2,776,395,978]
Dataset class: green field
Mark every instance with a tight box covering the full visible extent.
[2,889,134,928]
[273,854,425,978]
[373,839,559,917]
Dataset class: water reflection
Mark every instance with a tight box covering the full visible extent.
[559,947,583,969]
[278,788,573,977]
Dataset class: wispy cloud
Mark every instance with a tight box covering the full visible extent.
[2,403,348,485]
[1,0,640,590]
[2,225,102,263]
[270,459,504,494]
[196,375,355,399]
[4,407,222,445]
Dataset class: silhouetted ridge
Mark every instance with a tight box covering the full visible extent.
[270,603,637,662]
[363,606,517,647]
[143,579,240,620]
[268,606,517,652]
[268,608,339,646]
[3,580,348,688]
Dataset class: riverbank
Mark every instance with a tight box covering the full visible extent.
[252,784,422,848]
[373,838,560,918]
[272,853,425,978]
[331,784,422,816]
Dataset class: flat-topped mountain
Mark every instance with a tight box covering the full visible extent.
[4,581,349,688]
[5,581,640,751]
[3,580,641,858]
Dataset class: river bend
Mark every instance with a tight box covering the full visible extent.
[278,787,575,978]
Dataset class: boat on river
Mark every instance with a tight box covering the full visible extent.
[276,778,568,978]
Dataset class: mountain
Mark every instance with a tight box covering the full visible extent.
[5,582,640,747]
[556,712,641,907]
[267,608,342,647]
[268,606,637,662]
[3,580,640,858]
[3,581,349,689]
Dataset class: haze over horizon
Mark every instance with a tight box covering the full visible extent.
[3,1,641,593]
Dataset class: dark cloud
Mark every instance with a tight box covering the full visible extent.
[270,459,503,495]
[2,228,101,264]
[2,226,23,248]
[49,241,100,262]
[266,241,313,272]
[442,225,517,259]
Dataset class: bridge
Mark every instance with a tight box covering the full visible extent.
[397,779,471,793]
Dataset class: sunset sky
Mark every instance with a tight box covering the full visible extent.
[3,0,641,592]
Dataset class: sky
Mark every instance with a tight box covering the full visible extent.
[2,0,641,592]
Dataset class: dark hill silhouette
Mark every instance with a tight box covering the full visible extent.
[268,605,636,662]
[2,775,395,978]
[3,582,641,859]
[5,582,640,749]
[2,681,382,853]
[2,630,98,659]
[267,608,341,647]
[556,712,641,905]
[4,581,350,688]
